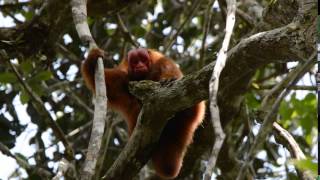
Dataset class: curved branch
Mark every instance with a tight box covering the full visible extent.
[204,0,236,178]
[70,0,108,179]
[272,122,313,180]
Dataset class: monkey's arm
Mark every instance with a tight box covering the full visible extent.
[81,48,105,92]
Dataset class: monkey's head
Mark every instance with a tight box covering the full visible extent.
[127,48,151,80]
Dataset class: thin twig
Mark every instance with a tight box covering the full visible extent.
[163,0,204,53]
[236,8,255,27]
[47,78,82,92]
[56,43,81,63]
[0,2,30,9]
[254,84,316,91]
[65,87,94,115]
[217,0,226,21]
[199,0,215,69]
[0,142,52,178]
[116,13,139,48]
[204,0,236,179]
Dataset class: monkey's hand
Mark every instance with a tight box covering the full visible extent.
[87,48,105,61]
[82,48,105,73]
[81,48,106,91]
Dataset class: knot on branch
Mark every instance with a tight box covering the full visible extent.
[129,80,161,101]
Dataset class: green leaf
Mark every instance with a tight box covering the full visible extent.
[280,92,317,134]
[279,101,293,121]
[30,83,45,97]
[30,71,52,82]
[132,26,147,37]
[20,90,30,104]
[0,72,17,83]
[20,61,33,74]
[291,158,317,177]
[21,11,34,21]
[246,93,260,109]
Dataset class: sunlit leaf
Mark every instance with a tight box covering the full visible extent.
[291,158,317,177]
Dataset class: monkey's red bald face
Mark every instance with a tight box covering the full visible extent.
[127,48,151,80]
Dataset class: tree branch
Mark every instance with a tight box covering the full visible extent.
[116,13,140,48]
[204,0,236,179]
[70,0,108,179]
[163,0,204,53]
[198,0,215,69]
[254,84,316,91]
[0,142,52,178]
[272,122,313,180]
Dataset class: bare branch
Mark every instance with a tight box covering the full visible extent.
[163,0,204,53]
[80,57,107,180]
[0,142,52,178]
[116,13,140,48]
[199,0,215,69]
[236,8,255,27]
[254,84,316,91]
[272,122,313,180]
[70,0,108,179]
[204,0,236,179]
[70,0,96,48]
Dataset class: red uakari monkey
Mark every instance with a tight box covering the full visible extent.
[81,48,205,179]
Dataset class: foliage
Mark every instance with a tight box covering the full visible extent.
[0,0,316,179]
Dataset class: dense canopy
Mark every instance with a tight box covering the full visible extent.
[0,0,317,179]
